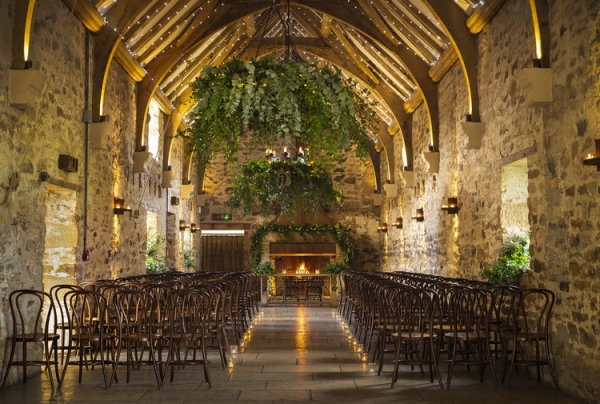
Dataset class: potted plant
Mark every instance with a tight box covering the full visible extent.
[183,242,196,271]
[253,261,277,296]
[253,261,276,275]
[321,261,348,291]
[481,235,531,286]
[146,233,174,274]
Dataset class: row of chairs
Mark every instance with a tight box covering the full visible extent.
[1,271,261,391]
[339,271,559,390]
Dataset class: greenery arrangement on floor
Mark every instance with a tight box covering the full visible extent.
[228,158,342,219]
[252,260,277,275]
[481,234,531,286]
[250,223,356,267]
[180,56,378,167]
[146,233,173,273]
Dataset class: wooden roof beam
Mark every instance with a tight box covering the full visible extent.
[424,0,480,121]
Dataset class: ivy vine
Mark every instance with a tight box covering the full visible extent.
[251,223,356,267]
[180,56,378,167]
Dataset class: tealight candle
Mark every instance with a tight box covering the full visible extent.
[357,343,364,353]
[230,345,238,355]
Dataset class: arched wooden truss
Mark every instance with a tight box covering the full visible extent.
[12,0,549,193]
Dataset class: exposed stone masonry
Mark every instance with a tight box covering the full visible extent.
[0,0,599,401]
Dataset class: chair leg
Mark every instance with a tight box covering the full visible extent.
[1,340,17,389]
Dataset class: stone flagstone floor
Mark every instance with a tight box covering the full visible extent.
[0,306,584,403]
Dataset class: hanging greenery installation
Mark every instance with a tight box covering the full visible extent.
[228,158,342,219]
[181,56,378,167]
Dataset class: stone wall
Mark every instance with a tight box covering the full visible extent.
[200,137,381,272]
[0,0,88,384]
[382,1,600,400]
[1,0,599,400]
[0,0,195,384]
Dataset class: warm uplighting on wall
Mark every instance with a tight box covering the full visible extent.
[583,139,600,171]
[412,208,424,222]
[377,222,388,232]
[179,220,189,231]
[190,223,198,233]
[113,198,132,215]
[391,218,403,229]
[441,197,460,214]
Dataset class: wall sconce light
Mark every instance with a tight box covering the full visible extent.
[179,220,189,231]
[412,208,424,222]
[113,198,132,215]
[377,222,388,232]
[171,196,180,205]
[391,218,403,229]
[441,197,460,214]
[190,223,198,233]
[583,139,600,171]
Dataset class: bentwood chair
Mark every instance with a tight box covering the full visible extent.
[49,284,81,364]
[373,284,412,375]
[502,288,559,390]
[196,282,229,368]
[58,290,117,390]
[163,289,212,387]
[391,289,444,389]
[110,290,164,389]
[1,290,61,390]
[445,288,498,389]
[488,285,519,359]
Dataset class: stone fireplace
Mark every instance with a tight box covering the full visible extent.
[269,242,336,274]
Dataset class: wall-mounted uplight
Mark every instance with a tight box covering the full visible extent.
[583,139,600,171]
[113,198,132,215]
[377,222,388,233]
[190,223,198,233]
[441,197,460,214]
[412,208,424,222]
[391,218,403,229]
[179,220,189,231]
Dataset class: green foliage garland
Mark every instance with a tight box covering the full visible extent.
[181,56,378,167]
[481,235,531,286]
[228,158,342,219]
[251,223,356,267]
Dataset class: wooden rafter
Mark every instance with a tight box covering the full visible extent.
[330,21,379,84]
[356,0,400,46]
[129,0,202,58]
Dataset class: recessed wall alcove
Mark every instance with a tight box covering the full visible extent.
[501,158,530,238]
[42,184,78,294]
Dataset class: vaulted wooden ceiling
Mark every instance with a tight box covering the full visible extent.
[53,0,523,181]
